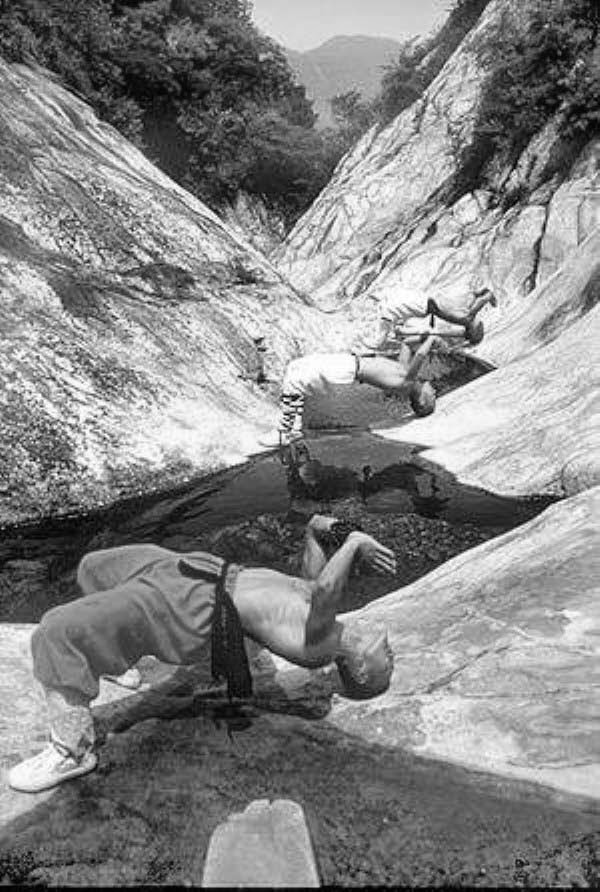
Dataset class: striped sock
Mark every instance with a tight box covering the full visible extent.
[280,393,304,433]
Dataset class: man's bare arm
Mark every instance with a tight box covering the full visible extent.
[301,515,338,580]
[305,533,396,646]
[404,335,442,381]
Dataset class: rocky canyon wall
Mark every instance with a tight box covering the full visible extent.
[274,0,599,361]
[0,61,341,526]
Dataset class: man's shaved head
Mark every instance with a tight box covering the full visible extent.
[409,381,436,417]
[336,630,393,700]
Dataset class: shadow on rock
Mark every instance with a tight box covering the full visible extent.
[1,662,599,887]
[93,655,338,752]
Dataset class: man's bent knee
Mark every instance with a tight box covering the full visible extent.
[76,552,101,594]
[34,604,81,652]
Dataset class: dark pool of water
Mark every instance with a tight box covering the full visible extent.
[0,426,555,622]
[0,352,556,621]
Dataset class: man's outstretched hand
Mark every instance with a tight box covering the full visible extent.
[307,515,363,550]
[349,532,397,575]
[307,516,397,574]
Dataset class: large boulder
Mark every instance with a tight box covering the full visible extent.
[0,61,340,526]
[475,227,600,366]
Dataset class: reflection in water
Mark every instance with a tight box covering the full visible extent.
[0,432,556,623]
[280,436,547,531]
[283,438,448,515]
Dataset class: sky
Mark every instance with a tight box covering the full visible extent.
[251,0,451,52]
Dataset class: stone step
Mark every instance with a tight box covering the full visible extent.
[201,798,320,888]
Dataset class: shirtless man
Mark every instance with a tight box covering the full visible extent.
[258,333,445,448]
[370,286,497,353]
[8,515,395,793]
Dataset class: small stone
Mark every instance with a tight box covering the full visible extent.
[201,799,320,888]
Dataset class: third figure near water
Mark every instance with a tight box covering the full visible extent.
[258,287,496,448]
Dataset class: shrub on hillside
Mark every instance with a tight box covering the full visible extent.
[375,0,492,125]
[452,0,599,203]
[0,0,330,226]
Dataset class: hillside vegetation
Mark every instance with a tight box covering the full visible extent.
[0,1,596,229]
[327,0,493,149]
[453,0,599,206]
[0,0,502,228]
[0,0,337,225]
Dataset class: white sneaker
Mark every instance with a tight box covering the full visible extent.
[103,667,142,690]
[8,742,98,793]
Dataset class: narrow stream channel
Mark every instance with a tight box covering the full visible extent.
[0,353,556,623]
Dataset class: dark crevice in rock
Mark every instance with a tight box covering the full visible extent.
[524,198,551,294]
[423,643,511,695]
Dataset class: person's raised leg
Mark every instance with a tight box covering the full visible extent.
[426,289,496,334]
[76,544,171,595]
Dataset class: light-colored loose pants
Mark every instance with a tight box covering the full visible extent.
[32,545,231,757]
[277,353,358,433]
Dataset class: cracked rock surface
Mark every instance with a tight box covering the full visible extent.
[326,486,600,801]
[1,487,599,884]
[0,60,341,526]
[379,285,600,498]
[274,0,599,354]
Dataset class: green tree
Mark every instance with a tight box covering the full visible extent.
[330,89,375,133]
[376,55,425,124]
[0,0,328,224]
[455,0,600,203]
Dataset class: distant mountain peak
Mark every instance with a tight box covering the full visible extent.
[285,33,404,127]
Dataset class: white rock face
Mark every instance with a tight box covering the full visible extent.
[331,486,600,801]
[476,227,600,366]
[538,142,600,284]
[378,300,600,499]
[221,191,286,255]
[0,61,342,525]
[275,0,534,296]
[274,0,599,358]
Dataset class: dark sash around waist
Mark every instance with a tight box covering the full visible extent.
[178,557,253,701]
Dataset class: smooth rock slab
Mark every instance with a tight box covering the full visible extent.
[0,60,339,526]
[201,799,319,888]
[377,301,600,498]
[326,486,600,802]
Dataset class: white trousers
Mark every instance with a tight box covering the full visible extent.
[282,353,357,396]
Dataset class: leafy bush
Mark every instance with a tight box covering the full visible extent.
[453,0,599,202]
[375,0,492,125]
[0,0,330,225]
